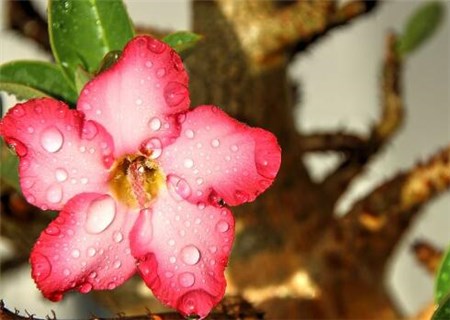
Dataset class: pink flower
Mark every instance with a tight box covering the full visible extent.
[0,36,281,317]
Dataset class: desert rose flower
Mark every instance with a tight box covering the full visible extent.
[0,35,281,318]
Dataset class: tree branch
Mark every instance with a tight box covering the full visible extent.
[0,298,264,320]
[322,33,403,202]
[300,132,366,153]
[412,240,443,275]
[338,144,450,270]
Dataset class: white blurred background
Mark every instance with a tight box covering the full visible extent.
[0,0,449,318]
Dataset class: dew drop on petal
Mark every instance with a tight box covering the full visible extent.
[63,268,71,276]
[33,253,51,281]
[178,272,195,288]
[209,246,217,253]
[156,68,166,78]
[12,105,25,117]
[82,121,98,140]
[79,283,93,294]
[180,245,201,266]
[185,129,195,139]
[55,168,68,182]
[113,231,123,243]
[211,139,220,148]
[167,175,192,200]
[113,260,122,269]
[71,249,80,259]
[148,38,166,53]
[230,144,239,152]
[46,184,63,204]
[197,202,205,210]
[40,126,64,153]
[234,190,249,203]
[85,196,116,234]
[141,138,162,159]
[145,60,153,68]
[216,220,230,233]
[27,126,34,134]
[164,82,188,107]
[45,225,60,236]
[169,256,177,264]
[87,247,97,257]
[89,271,97,279]
[148,117,162,131]
[184,158,194,169]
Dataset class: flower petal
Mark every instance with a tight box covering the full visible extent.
[130,189,234,318]
[78,35,190,156]
[159,105,281,206]
[0,99,114,210]
[30,193,137,301]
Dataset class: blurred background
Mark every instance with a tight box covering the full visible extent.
[0,0,449,318]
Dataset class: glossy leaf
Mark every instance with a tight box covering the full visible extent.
[96,50,122,74]
[397,1,444,56]
[0,139,20,190]
[49,0,134,83]
[163,31,203,54]
[0,61,77,104]
[0,83,49,101]
[436,246,450,303]
[74,66,93,94]
[432,293,450,320]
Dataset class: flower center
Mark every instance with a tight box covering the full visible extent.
[109,154,165,208]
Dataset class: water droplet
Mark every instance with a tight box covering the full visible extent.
[178,113,186,123]
[234,190,249,203]
[107,282,116,289]
[34,105,42,114]
[230,144,239,152]
[168,239,175,246]
[27,126,34,134]
[167,175,192,200]
[45,225,60,236]
[79,283,92,294]
[165,271,174,278]
[63,268,71,276]
[185,129,195,139]
[85,196,116,234]
[145,60,153,68]
[71,249,80,259]
[156,68,166,78]
[169,256,177,264]
[149,117,162,131]
[209,246,217,253]
[81,102,92,110]
[113,260,122,269]
[55,168,68,182]
[12,105,25,117]
[216,220,230,233]
[103,155,114,168]
[87,247,97,257]
[141,138,162,159]
[82,121,98,140]
[88,271,97,279]
[180,245,201,265]
[184,158,194,168]
[211,139,220,148]
[195,217,202,224]
[40,126,64,153]
[148,38,166,53]
[164,82,188,107]
[136,98,143,106]
[46,184,63,204]
[196,178,204,185]
[178,272,195,288]
[32,253,51,281]
[113,231,123,243]
[7,138,28,157]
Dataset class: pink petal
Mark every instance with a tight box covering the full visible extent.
[0,99,114,210]
[78,35,190,156]
[30,193,138,301]
[129,189,234,318]
[159,105,281,206]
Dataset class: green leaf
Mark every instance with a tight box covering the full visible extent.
[432,293,450,320]
[163,31,203,54]
[397,1,444,56]
[49,0,135,83]
[436,246,450,303]
[0,82,49,100]
[0,139,20,191]
[0,61,77,104]
[74,66,93,94]
[96,50,122,74]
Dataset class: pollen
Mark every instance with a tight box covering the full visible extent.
[109,154,165,208]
